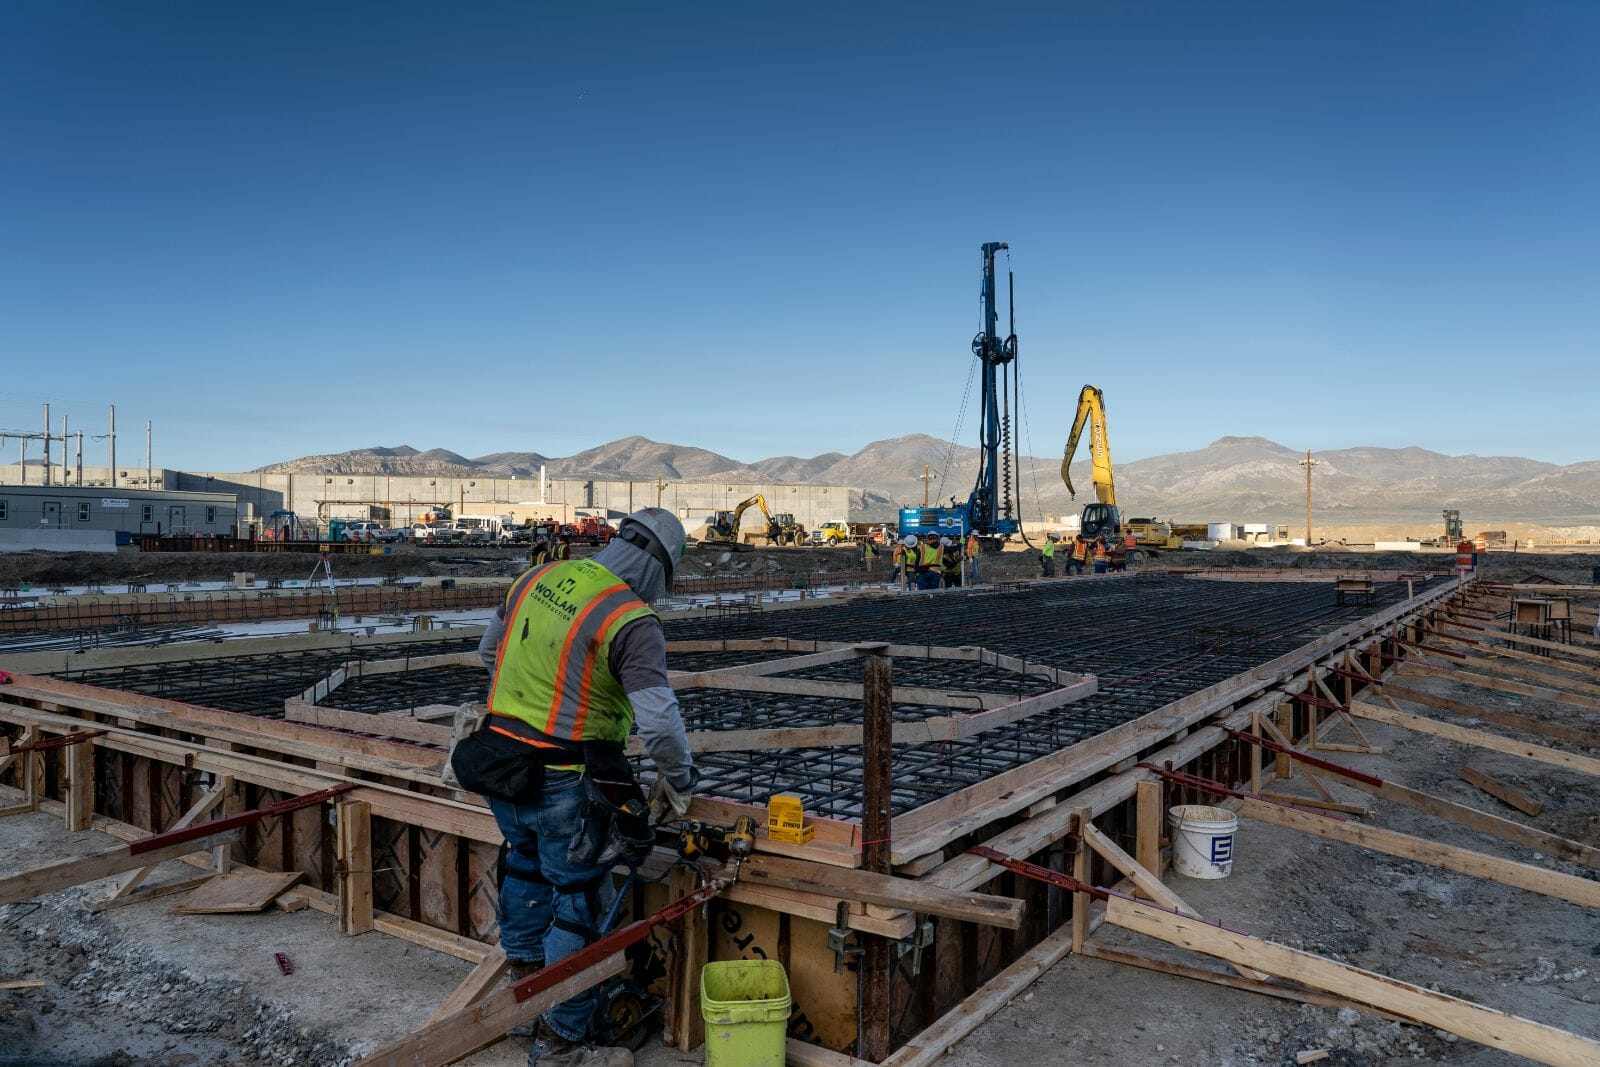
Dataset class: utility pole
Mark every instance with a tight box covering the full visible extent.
[60,415,68,487]
[146,419,152,489]
[921,464,933,507]
[42,403,50,486]
[109,404,117,489]
[75,431,83,485]
[655,478,668,507]
[1299,448,1319,548]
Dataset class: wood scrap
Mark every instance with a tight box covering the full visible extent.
[172,869,304,914]
[1461,765,1544,817]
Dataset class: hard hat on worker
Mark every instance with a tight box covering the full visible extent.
[614,507,686,582]
[901,535,918,548]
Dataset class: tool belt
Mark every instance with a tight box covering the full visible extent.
[449,714,583,804]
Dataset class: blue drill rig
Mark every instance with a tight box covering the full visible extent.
[898,242,1023,547]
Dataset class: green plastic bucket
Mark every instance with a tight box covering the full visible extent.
[700,959,790,1067]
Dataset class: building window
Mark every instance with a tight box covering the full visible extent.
[142,504,154,523]
[0,499,7,521]
[205,506,216,524]
[78,502,91,522]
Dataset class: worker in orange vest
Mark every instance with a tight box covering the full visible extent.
[1093,535,1110,574]
[1068,535,1089,576]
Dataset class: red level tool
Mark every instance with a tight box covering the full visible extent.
[510,875,727,1004]
[128,783,357,856]
[2,729,108,754]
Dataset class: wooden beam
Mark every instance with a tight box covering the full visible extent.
[1107,895,1600,1066]
[99,777,231,905]
[1238,797,1600,909]
[857,648,893,1064]
[337,800,374,935]
[1134,779,1162,892]
[0,829,239,905]
[426,948,508,1025]
[1349,701,1600,778]
[738,855,1023,929]
[286,703,450,746]
[1070,809,1090,953]
[665,865,707,1052]
[1078,943,1410,1022]
[1398,660,1600,713]
[63,735,95,832]
[1379,682,1600,749]
[353,950,626,1066]
[1461,766,1544,817]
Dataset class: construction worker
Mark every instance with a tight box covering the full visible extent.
[890,537,907,588]
[462,508,694,1067]
[862,537,878,572]
[1093,534,1110,574]
[1110,537,1128,572]
[940,536,962,588]
[965,531,981,584]
[917,534,942,590]
[1040,534,1056,577]
[1068,534,1089,576]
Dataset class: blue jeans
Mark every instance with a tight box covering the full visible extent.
[917,570,942,590]
[487,772,609,1042]
[969,558,980,582]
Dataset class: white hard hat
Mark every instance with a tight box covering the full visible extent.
[616,507,686,581]
[901,535,917,548]
[940,537,953,547]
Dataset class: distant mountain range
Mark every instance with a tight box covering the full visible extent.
[257,435,1600,523]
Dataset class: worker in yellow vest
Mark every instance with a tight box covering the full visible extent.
[917,534,943,590]
[940,536,962,587]
[965,532,981,584]
[1040,534,1057,577]
[457,507,694,1066]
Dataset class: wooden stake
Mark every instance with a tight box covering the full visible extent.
[1461,766,1544,818]
[1135,779,1162,888]
[1070,808,1090,953]
[858,647,893,1063]
[337,799,374,935]
[64,736,94,832]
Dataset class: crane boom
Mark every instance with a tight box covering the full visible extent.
[1059,386,1115,506]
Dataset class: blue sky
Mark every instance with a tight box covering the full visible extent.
[2,2,1597,472]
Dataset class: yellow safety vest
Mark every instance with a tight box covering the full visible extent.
[1041,541,1055,558]
[486,560,656,748]
[917,543,939,568]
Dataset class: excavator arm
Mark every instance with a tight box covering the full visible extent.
[1059,386,1116,506]
[728,495,772,538]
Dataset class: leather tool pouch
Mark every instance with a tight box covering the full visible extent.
[566,742,652,869]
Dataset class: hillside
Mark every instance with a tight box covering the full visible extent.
[258,435,1600,524]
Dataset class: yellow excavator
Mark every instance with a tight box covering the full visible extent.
[702,494,808,547]
[1059,385,1122,541]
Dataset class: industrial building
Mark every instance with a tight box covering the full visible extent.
[0,482,240,549]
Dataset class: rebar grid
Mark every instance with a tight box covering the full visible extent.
[54,638,483,715]
[666,576,1412,818]
[322,664,488,713]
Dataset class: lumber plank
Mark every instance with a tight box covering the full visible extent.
[1461,766,1544,817]
[426,949,508,1025]
[1349,701,1600,778]
[1238,797,1600,909]
[64,736,94,832]
[1329,772,1590,868]
[338,800,375,935]
[1445,621,1600,665]
[738,855,1023,929]
[173,869,303,914]
[1397,661,1600,713]
[1106,896,1600,1066]
[286,704,451,746]
[1378,683,1600,749]
[1078,944,1410,1022]
[785,1040,872,1066]
[0,830,239,905]
[353,950,626,1066]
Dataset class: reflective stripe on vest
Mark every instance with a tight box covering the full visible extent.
[487,559,656,746]
[1072,539,1088,561]
[1094,543,1108,561]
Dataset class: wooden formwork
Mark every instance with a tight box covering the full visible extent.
[9,573,1586,1064]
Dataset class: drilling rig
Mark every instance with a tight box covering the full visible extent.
[898,242,1023,548]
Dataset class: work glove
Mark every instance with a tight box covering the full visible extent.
[648,768,697,825]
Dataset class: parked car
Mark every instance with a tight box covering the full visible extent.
[344,521,385,542]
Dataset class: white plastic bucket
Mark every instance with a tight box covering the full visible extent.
[1168,805,1238,879]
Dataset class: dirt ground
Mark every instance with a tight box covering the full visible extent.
[942,671,1600,1066]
